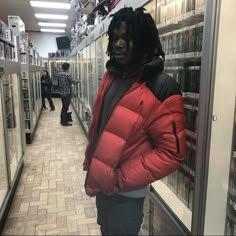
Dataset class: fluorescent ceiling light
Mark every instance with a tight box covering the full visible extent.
[41,28,65,33]
[30,1,71,9]
[38,22,66,27]
[35,14,68,20]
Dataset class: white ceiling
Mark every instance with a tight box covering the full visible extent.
[0,0,77,33]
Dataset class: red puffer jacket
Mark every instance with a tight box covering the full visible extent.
[83,63,186,196]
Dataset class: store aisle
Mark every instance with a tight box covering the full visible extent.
[2,99,101,235]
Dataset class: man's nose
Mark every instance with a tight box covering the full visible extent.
[115,38,125,48]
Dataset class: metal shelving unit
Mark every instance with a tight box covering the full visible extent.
[0,61,25,230]
[21,48,42,144]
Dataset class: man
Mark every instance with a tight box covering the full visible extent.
[41,70,55,111]
[57,63,76,126]
[83,7,186,236]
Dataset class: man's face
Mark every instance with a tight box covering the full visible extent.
[112,22,134,65]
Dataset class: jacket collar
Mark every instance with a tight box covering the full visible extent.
[106,55,164,82]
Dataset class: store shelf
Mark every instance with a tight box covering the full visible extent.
[29,65,41,72]
[0,36,15,47]
[157,9,204,34]
[165,66,201,71]
[184,104,199,111]
[183,92,200,99]
[160,21,205,38]
[21,64,29,72]
[0,60,20,75]
[180,163,195,178]
[165,52,202,61]
[151,181,192,231]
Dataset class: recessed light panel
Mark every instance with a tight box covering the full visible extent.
[30,1,71,9]
[38,22,66,27]
[35,14,68,20]
[41,28,65,33]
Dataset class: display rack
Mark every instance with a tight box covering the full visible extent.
[139,0,204,233]
[7,16,43,144]
[0,26,25,229]
[21,64,42,144]
[20,45,42,144]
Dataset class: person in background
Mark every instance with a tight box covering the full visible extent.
[83,7,186,236]
[41,70,55,111]
[57,62,77,126]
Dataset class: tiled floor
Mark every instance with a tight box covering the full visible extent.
[2,99,101,235]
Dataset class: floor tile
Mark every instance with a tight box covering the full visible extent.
[2,99,100,236]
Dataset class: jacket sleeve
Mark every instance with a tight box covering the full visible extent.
[117,94,186,190]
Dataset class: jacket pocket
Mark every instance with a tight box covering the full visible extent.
[172,121,180,153]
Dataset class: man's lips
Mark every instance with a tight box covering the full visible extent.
[114,52,126,58]
[114,51,126,55]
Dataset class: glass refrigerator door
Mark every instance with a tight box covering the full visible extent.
[3,74,23,182]
[102,34,109,68]
[149,0,205,233]
[30,73,36,128]
[96,36,105,86]
[0,74,9,208]
[226,109,236,235]
[37,72,42,111]
[89,41,98,110]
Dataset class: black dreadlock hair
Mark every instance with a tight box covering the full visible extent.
[107,7,165,63]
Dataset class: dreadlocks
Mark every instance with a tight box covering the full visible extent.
[107,7,165,63]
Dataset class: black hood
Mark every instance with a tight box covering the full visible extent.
[106,55,164,82]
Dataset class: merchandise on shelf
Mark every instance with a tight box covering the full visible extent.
[225,115,236,234]
[0,19,16,61]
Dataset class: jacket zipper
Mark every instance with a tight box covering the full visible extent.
[172,121,180,154]
[85,78,113,191]
[85,79,144,191]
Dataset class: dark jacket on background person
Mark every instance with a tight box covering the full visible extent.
[83,56,186,196]
[41,75,52,95]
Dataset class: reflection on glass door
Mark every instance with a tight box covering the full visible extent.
[3,74,23,182]
[225,107,236,235]
[0,75,9,208]
[30,73,35,127]
[102,34,109,68]
[149,0,205,232]
[88,42,98,110]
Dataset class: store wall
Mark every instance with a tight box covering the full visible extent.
[28,32,66,58]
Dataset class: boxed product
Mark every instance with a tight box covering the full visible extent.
[8,16,25,37]
[165,0,175,22]
[196,0,205,11]
[175,0,184,18]
[0,41,5,59]
[184,0,195,14]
